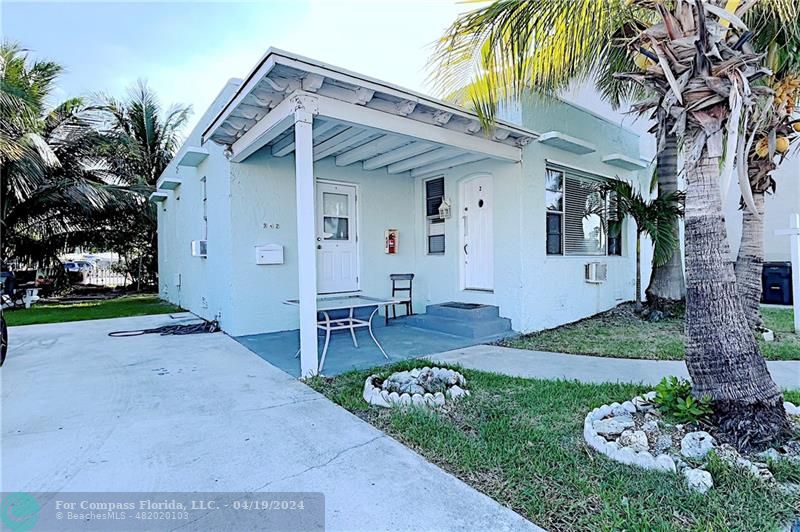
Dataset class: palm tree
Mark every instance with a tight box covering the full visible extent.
[735,12,800,332]
[1,42,136,268]
[94,81,191,286]
[595,178,684,310]
[615,0,791,450]
[97,81,191,186]
[430,0,685,304]
[430,0,796,308]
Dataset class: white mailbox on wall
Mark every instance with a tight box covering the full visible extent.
[255,244,284,265]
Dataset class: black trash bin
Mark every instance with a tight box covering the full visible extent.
[762,262,793,305]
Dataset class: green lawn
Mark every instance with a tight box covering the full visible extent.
[4,294,181,326]
[503,305,799,361]
[310,360,800,531]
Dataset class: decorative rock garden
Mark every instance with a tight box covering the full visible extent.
[363,367,470,408]
[584,391,800,494]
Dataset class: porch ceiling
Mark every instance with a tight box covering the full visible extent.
[267,118,497,179]
[202,48,538,177]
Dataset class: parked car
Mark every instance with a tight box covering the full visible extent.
[64,261,92,273]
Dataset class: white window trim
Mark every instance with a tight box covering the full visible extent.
[424,176,446,255]
[545,165,622,258]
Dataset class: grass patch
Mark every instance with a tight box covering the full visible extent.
[767,457,800,484]
[4,294,181,326]
[503,304,799,361]
[310,360,799,531]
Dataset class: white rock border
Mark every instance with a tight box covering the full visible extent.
[363,367,471,408]
[583,392,677,473]
[584,394,800,492]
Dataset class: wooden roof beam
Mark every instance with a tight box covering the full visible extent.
[313,128,374,161]
[271,119,339,157]
[410,153,486,178]
[313,91,521,161]
[386,147,461,174]
[335,135,408,167]
[362,142,436,170]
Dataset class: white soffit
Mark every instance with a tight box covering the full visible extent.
[149,191,169,203]
[177,147,209,167]
[537,131,596,155]
[602,153,649,171]
[201,48,537,163]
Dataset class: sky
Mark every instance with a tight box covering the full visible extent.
[2,0,652,154]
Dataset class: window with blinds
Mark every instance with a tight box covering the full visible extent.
[545,166,622,257]
[425,177,445,254]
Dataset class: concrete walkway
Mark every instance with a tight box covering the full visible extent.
[3,315,538,531]
[429,345,800,390]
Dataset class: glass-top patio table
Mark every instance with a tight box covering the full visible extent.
[284,295,398,372]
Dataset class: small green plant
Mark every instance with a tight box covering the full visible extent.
[653,376,713,423]
[767,456,800,483]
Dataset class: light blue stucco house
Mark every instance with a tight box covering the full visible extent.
[154,49,650,376]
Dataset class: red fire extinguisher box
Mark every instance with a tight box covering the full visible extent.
[385,229,398,254]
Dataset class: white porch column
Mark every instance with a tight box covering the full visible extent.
[293,94,320,377]
[775,213,800,333]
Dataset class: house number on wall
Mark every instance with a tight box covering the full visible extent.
[263,222,281,229]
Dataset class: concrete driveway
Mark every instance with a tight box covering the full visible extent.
[2,314,536,531]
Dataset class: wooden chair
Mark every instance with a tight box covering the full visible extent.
[385,273,414,325]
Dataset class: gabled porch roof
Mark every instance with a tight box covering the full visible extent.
[202,48,537,177]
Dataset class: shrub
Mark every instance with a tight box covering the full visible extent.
[653,376,713,423]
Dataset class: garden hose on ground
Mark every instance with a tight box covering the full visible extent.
[108,319,220,337]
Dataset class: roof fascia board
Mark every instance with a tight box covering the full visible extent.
[202,47,538,145]
[202,55,278,144]
[272,52,537,138]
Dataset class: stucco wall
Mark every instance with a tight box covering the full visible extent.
[158,87,649,337]
[724,154,800,263]
[513,94,648,332]
[157,80,240,328]
[410,159,525,327]
[222,151,418,336]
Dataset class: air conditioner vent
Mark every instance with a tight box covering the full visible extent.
[585,262,608,284]
[191,240,208,258]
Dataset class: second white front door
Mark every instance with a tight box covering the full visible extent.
[316,181,359,294]
[460,175,494,291]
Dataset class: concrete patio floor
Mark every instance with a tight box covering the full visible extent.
[236,317,511,377]
[429,345,800,389]
[2,315,537,531]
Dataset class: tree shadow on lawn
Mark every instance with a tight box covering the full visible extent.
[309,359,800,532]
[501,303,799,361]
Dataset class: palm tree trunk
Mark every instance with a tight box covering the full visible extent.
[646,128,686,307]
[734,191,766,332]
[683,136,789,451]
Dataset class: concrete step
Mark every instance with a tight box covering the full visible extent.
[425,302,500,321]
[403,313,512,339]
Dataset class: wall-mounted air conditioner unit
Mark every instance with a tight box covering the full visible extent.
[191,240,208,258]
[585,262,608,284]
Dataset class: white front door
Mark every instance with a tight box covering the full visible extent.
[460,175,494,291]
[316,181,359,294]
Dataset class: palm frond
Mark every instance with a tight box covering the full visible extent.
[429,0,649,127]
[595,177,684,267]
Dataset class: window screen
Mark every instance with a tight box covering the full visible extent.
[545,166,622,257]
